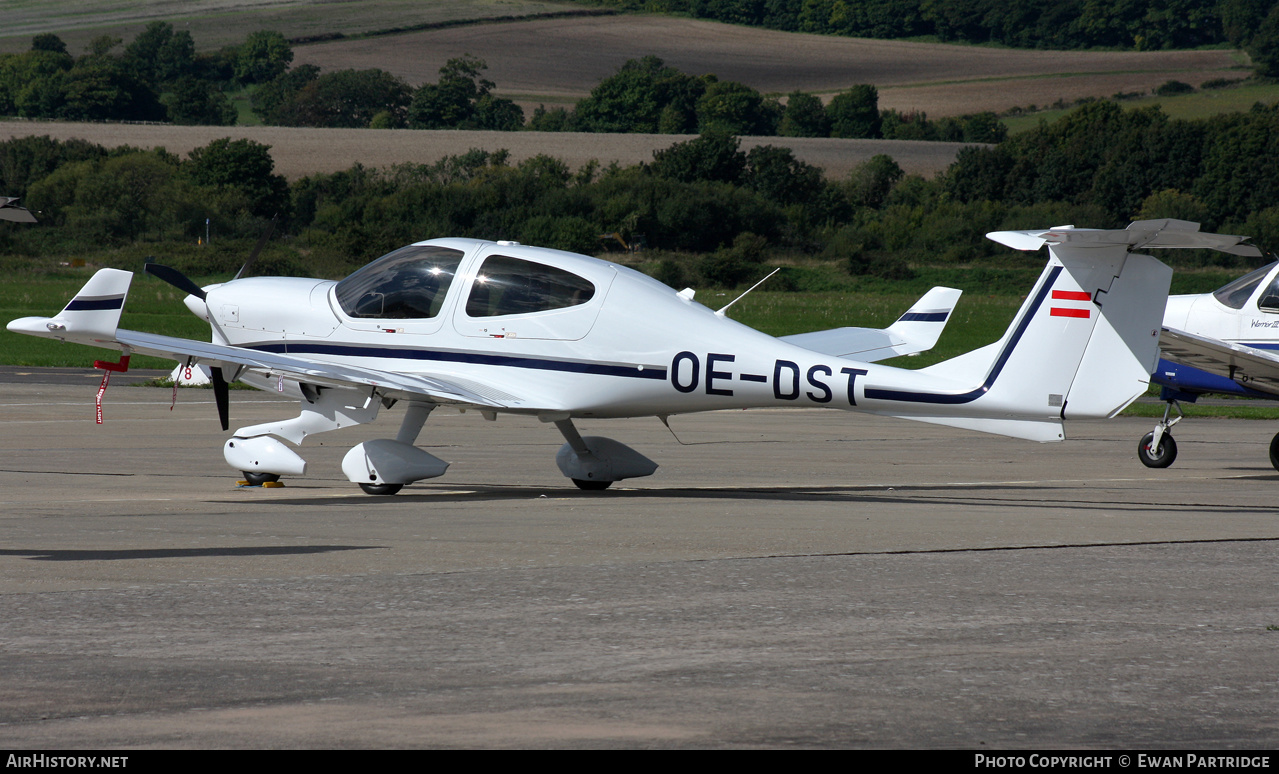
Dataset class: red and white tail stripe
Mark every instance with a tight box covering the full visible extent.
[1050,289,1092,319]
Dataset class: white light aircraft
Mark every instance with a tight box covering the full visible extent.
[1128,226,1279,469]
[8,221,1213,494]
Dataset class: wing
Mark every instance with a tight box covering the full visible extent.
[1159,326,1279,397]
[115,330,527,409]
[780,286,961,361]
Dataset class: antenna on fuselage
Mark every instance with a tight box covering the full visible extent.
[715,267,780,317]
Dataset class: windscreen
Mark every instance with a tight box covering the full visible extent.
[335,245,464,319]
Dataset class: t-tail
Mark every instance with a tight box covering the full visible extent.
[863,221,1255,442]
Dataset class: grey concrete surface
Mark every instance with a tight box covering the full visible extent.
[0,380,1276,748]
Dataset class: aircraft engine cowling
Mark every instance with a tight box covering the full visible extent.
[555,436,658,484]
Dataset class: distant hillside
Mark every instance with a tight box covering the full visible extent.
[292,16,1241,118]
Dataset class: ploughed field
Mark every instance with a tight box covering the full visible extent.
[0,2,1243,118]
[0,0,585,55]
[0,5,1246,178]
[293,15,1243,116]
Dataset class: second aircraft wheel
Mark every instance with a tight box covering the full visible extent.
[1269,433,1279,472]
[572,478,613,490]
[1137,432,1177,469]
[359,482,403,496]
[241,471,281,486]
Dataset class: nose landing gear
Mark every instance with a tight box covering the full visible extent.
[1137,400,1182,469]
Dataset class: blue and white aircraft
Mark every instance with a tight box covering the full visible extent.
[8,220,1235,494]
[1139,245,1279,470]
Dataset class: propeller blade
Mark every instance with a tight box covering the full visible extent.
[211,366,230,431]
[234,215,278,280]
[145,261,207,301]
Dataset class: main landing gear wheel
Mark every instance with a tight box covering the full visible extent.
[1138,432,1178,468]
[359,482,403,496]
[1269,434,1279,472]
[572,478,612,491]
[241,471,280,486]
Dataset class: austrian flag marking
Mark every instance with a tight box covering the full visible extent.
[1050,289,1093,319]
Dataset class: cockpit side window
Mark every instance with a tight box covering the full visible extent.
[1259,277,1279,312]
[1213,262,1276,310]
[335,245,464,319]
[465,255,595,317]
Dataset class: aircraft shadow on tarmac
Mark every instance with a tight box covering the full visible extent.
[1220,469,1279,479]
[233,482,1279,519]
[0,546,378,561]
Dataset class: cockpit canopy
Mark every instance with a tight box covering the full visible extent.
[1212,261,1279,310]
[335,242,598,322]
[335,244,463,319]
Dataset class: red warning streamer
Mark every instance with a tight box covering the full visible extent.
[93,355,130,424]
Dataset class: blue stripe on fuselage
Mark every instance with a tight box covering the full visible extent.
[1151,358,1271,398]
[864,265,1062,405]
[247,341,669,380]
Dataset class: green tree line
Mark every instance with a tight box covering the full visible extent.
[0,25,295,125]
[3,99,1278,289]
[574,0,1277,59]
[524,56,1006,141]
[1,26,1005,141]
[7,6,1279,132]
[254,51,1006,140]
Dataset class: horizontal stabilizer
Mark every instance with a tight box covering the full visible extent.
[780,286,961,362]
[988,220,1261,257]
[0,196,37,223]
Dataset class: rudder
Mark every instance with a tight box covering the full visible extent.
[1063,252,1171,418]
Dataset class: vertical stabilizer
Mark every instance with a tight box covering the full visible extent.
[909,246,1155,419]
[870,229,1175,440]
[962,242,1170,419]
